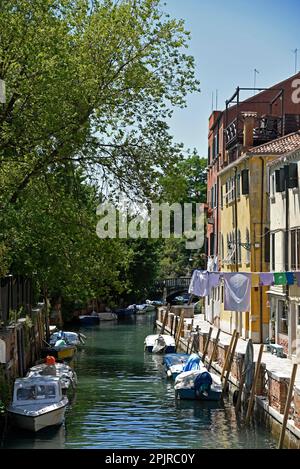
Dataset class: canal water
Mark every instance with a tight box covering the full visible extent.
[2,313,277,449]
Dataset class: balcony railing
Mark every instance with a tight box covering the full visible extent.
[225,115,283,150]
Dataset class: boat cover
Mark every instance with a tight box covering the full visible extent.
[182,353,201,372]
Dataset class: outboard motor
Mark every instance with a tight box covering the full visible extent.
[152,335,166,353]
[194,371,212,397]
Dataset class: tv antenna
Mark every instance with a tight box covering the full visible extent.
[292,48,298,74]
[253,69,259,95]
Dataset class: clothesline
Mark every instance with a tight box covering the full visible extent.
[188,270,300,313]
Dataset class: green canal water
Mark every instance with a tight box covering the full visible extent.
[3,313,277,449]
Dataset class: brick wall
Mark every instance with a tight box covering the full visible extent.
[278,335,289,355]
[294,387,300,430]
[267,372,289,413]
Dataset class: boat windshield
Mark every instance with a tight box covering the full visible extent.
[17,384,56,400]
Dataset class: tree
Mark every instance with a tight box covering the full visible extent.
[0,0,199,205]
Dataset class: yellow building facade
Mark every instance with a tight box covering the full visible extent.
[218,152,277,343]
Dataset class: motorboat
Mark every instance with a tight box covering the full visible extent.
[114,306,136,319]
[144,334,176,353]
[26,361,77,392]
[8,376,68,432]
[41,338,77,361]
[163,353,190,380]
[174,366,222,401]
[135,304,156,314]
[49,331,85,347]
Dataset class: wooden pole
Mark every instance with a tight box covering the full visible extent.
[207,328,221,371]
[278,363,298,449]
[186,319,194,353]
[221,329,237,381]
[245,344,264,424]
[222,332,239,396]
[235,355,246,412]
[160,308,169,335]
[201,327,213,364]
[175,312,184,351]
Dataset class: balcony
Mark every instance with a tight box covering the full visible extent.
[225,114,283,151]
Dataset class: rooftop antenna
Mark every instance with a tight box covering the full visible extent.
[253,69,259,95]
[216,89,218,109]
[292,48,298,74]
[211,91,214,111]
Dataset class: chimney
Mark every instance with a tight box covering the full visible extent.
[241,112,257,150]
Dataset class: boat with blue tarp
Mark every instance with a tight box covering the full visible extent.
[163,353,190,379]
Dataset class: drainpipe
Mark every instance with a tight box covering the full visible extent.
[259,157,264,344]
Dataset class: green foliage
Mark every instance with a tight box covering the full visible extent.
[0,1,201,310]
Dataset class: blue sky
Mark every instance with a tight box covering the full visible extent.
[164,0,300,156]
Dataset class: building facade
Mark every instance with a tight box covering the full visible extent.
[267,136,300,355]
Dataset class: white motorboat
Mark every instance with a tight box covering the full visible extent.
[26,362,77,392]
[8,376,68,432]
[144,334,176,353]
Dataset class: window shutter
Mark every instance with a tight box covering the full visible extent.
[264,228,270,263]
[288,163,298,189]
[241,169,249,195]
[275,169,285,192]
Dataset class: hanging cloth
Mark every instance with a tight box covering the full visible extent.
[223,272,251,312]
[273,272,287,285]
[188,270,209,297]
[286,272,295,285]
[259,273,274,286]
[209,272,221,290]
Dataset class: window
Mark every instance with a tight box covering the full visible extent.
[236,173,241,198]
[298,305,300,326]
[209,233,214,256]
[264,228,270,263]
[270,173,276,199]
[208,146,211,166]
[214,183,217,207]
[275,168,285,192]
[278,300,288,335]
[241,169,249,195]
[246,229,251,264]
[290,229,300,270]
[237,230,242,264]
[288,163,298,189]
[271,233,275,271]
[220,185,223,209]
[210,186,214,209]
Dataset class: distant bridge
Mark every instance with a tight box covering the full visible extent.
[154,277,191,299]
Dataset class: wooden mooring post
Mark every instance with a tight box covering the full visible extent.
[207,328,221,371]
[201,327,213,364]
[221,329,237,382]
[160,309,169,335]
[186,320,194,353]
[175,312,184,351]
[278,363,298,449]
[245,344,264,425]
[222,332,239,396]
[235,355,246,413]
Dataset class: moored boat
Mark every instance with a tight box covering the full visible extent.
[26,358,77,392]
[144,334,176,353]
[163,353,190,379]
[8,376,68,432]
[174,367,222,401]
[50,331,85,347]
